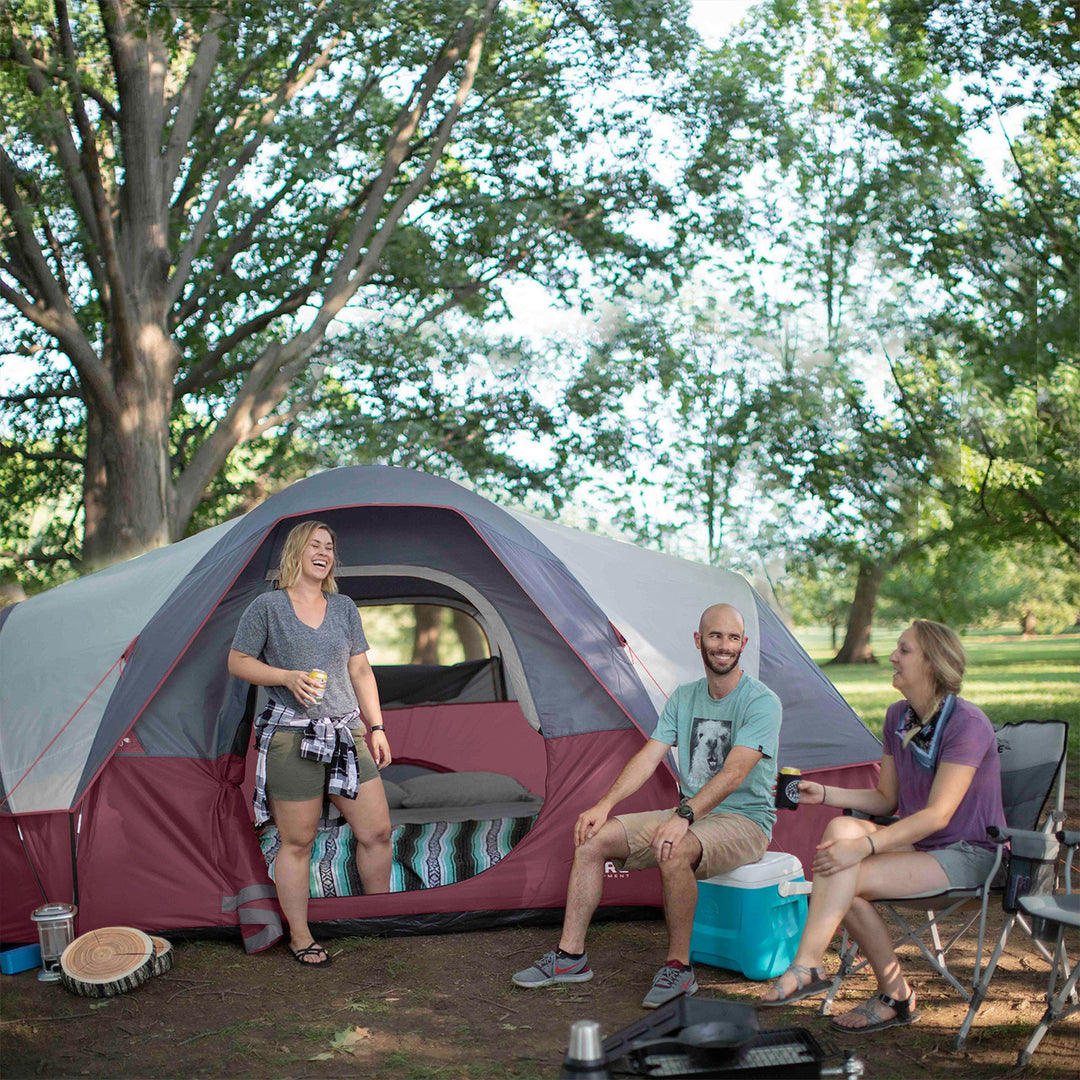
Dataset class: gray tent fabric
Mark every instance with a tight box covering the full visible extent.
[0,520,237,813]
[0,465,880,816]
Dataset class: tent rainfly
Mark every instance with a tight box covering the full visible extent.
[0,466,880,951]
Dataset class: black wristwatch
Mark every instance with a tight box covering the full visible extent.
[675,803,695,824]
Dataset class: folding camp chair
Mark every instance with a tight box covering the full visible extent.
[820,719,1069,1051]
[1016,828,1080,1065]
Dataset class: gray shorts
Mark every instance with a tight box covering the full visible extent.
[265,729,380,801]
[928,841,1000,888]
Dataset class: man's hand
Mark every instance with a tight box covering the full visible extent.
[651,812,691,863]
[370,730,391,768]
[574,804,611,847]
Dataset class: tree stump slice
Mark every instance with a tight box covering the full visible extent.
[60,927,155,997]
[150,936,173,977]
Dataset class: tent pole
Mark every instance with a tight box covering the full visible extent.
[69,812,80,908]
[15,819,49,904]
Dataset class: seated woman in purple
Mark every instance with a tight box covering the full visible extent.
[758,619,1005,1033]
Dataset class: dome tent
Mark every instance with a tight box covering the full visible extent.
[0,466,880,950]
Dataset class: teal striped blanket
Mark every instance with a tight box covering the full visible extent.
[259,813,539,897]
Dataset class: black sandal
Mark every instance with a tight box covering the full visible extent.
[831,990,919,1033]
[289,942,332,966]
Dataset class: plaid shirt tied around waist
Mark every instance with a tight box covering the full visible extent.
[252,700,361,827]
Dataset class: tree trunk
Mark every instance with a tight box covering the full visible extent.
[831,561,885,664]
[452,609,488,660]
[80,342,175,569]
[411,605,443,664]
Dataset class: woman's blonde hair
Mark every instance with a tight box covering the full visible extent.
[276,520,338,594]
[909,619,966,700]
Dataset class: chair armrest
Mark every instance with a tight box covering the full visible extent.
[1056,829,1079,848]
[988,826,1060,859]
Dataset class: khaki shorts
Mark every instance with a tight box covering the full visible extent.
[614,809,769,880]
[265,730,380,801]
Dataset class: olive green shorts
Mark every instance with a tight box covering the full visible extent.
[265,730,380,802]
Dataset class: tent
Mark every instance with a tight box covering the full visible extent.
[0,466,880,951]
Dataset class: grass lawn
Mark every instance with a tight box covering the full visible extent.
[795,628,1080,771]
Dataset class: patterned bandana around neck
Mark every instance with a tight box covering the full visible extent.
[898,693,957,771]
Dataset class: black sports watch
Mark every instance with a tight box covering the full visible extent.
[675,803,695,824]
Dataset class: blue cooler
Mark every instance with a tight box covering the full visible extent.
[689,851,807,980]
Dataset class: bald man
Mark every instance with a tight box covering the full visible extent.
[512,604,782,1009]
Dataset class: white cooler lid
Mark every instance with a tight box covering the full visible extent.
[700,850,804,889]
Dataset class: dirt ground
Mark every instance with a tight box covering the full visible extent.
[2,901,1077,1080]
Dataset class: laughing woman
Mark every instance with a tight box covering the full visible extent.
[228,520,392,966]
[758,620,1005,1033]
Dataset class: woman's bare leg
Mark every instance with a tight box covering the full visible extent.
[762,816,949,1004]
[331,780,393,894]
[831,853,949,1028]
[762,816,878,1000]
[268,796,324,959]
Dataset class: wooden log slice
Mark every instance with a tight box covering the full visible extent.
[150,935,174,977]
[60,927,155,998]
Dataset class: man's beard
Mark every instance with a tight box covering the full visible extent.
[701,644,741,676]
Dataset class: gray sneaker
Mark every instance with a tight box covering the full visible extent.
[512,949,593,988]
[641,962,698,1009]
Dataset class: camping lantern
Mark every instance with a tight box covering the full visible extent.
[30,902,77,982]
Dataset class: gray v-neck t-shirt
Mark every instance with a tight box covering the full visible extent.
[231,590,369,719]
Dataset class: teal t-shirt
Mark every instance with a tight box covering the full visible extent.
[652,674,781,839]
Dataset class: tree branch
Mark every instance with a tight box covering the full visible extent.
[162,10,228,195]
[169,85,373,324]
[170,1,499,534]
[0,438,84,464]
[167,16,344,304]
[1016,485,1079,554]
[299,1,499,347]
[4,22,103,250]
[64,0,141,378]
[0,278,113,415]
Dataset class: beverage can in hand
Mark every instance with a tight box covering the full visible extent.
[776,766,801,810]
[309,669,327,705]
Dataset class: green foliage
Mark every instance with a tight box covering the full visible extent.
[877,0,1080,555]
[878,538,1080,633]
[1,0,696,580]
[557,283,786,567]
[783,559,857,645]
[673,0,962,585]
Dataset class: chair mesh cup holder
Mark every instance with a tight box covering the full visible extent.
[996,828,1060,916]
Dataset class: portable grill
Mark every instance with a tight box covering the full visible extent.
[560,998,864,1079]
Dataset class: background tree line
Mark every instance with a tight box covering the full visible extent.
[2,0,1076,659]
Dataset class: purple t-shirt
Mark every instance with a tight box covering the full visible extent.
[883,697,1005,852]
